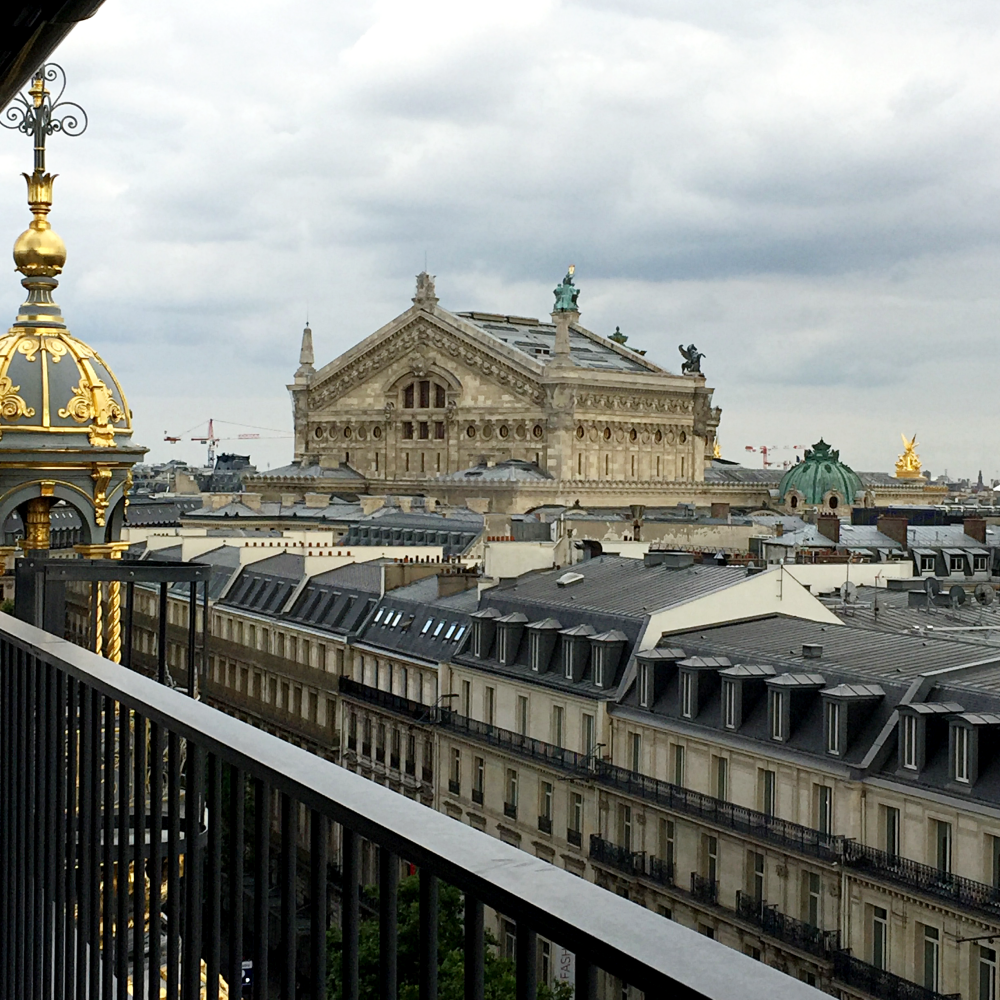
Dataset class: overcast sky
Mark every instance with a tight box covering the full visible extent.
[1,0,998,478]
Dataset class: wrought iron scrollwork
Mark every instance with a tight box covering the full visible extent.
[2,63,87,171]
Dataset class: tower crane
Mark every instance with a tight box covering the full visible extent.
[163,418,291,466]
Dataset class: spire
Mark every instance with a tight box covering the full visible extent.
[413,271,438,308]
[296,323,315,380]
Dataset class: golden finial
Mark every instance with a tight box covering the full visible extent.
[895,432,923,479]
[3,64,87,279]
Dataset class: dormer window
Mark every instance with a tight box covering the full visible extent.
[770,689,786,741]
[495,613,528,665]
[525,618,562,675]
[902,714,918,769]
[955,725,970,783]
[639,661,654,708]
[681,672,694,718]
[677,657,729,722]
[826,701,841,755]
[589,630,628,689]
[633,647,684,710]
[559,625,595,681]
[469,608,501,658]
[722,680,737,729]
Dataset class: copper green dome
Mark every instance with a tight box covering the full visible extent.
[778,439,862,505]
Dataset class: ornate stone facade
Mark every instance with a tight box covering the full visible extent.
[287,273,720,493]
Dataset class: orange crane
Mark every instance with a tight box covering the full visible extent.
[744,444,804,469]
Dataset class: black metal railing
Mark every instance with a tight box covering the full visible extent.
[449,779,460,795]
[735,891,840,958]
[833,950,960,1000]
[844,841,1000,921]
[0,613,823,1000]
[472,788,483,805]
[568,829,582,848]
[340,677,845,862]
[690,873,719,905]
[538,815,552,834]
[590,835,674,887]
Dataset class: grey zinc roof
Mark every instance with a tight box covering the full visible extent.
[457,313,656,373]
[664,615,1000,681]
[488,555,750,617]
[437,459,553,482]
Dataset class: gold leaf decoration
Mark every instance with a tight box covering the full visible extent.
[0,374,34,420]
[58,379,93,423]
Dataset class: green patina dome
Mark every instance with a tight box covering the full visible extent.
[778,439,863,506]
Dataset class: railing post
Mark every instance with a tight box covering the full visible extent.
[205,754,222,1000]
[575,957,598,1000]
[253,779,271,1000]
[227,766,245,1000]
[310,812,329,1000]
[464,895,484,1000]
[280,793,297,1000]
[515,923,536,1000]
[379,848,399,1000]
[183,744,206,1000]
[342,826,360,1000]
[419,868,438,1000]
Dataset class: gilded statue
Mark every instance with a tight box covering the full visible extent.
[552,265,580,312]
[895,433,923,479]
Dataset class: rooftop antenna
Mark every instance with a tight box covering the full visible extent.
[924,575,940,614]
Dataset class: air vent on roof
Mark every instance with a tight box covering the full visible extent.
[556,571,585,587]
[802,643,823,659]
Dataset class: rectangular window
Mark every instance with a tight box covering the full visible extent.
[936,820,953,873]
[434,383,446,408]
[434,421,445,440]
[517,695,528,736]
[418,380,430,408]
[992,835,1000,889]
[750,851,765,902]
[680,672,694,718]
[582,713,595,756]
[620,805,632,851]
[723,680,737,729]
[450,747,461,790]
[956,726,971,782]
[570,793,583,835]
[761,769,776,817]
[704,835,718,884]
[505,769,518,810]
[923,926,940,993]
[903,714,918,768]
[660,818,675,868]
[404,383,415,408]
[826,700,841,755]
[639,662,653,707]
[883,805,900,857]
[816,785,832,835]
[630,732,641,775]
[418,421,429,439]
[552,706,564,747]
[474,755,484,793]
[872,905,888,970]
[402,421,414,439]
[461,679,471,716]
[485,687,495,727]
[950,554,965,573]
[714,756,728,802]
[770,689,785,741]
[805,872,821,928]
[540,782,553,822]
[981,946,997,1000]
[672,744,685,787]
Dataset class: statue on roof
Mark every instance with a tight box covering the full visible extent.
[413,270,438,308]
[553,265,580,312]
[895,433,923,479]
[678,343,704,375]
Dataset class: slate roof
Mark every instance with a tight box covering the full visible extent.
[457,312,657,373]
[437,459,553,482]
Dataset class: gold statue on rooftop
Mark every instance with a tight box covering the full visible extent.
[895,432,923,479]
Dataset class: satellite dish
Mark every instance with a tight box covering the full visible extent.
[975,583,996,607]
[840,581,858,604]
[949,585,967,608]
[924,577,941,597]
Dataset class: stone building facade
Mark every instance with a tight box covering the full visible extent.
[286,272,720,491]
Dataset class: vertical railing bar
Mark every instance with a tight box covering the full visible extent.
[157,583,168,685]
[116,699,132,1000]
[309,811,328,1000]
[182,743,205,1000]
[253,779,270,1000]
[64,676,78,1000]
[514,923,537,1000]
[186,582,197,699]
[147,719,163,1000]
[89,690,101,1000]
[123,581,135,671]
[227,766,245,1000]
[341,827,360,1000]
[24,650,38,1000]
[52,665,66,1000]
[133,712,147,1000]
[76,683,93,1000]
[166,730,181,1000]
[379,848,399,1000]
[205,754,222,1000]
[15,650,28,1000]
[42,661,56,1000]
[102,694,116,1000]
[280,794,296,1000]
[418,868,438,1000]
[463,895,484,1000]
[1,641,15,1000]
[33,654,48,1000]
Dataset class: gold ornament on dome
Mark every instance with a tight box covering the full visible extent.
[0,375,34,422]
[895,433,923,479]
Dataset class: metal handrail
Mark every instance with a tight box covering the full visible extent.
[735,891,840,958]
[833,950,960,1000]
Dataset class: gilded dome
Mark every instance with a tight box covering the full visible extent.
[778,439,862,506]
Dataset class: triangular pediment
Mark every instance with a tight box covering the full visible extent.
[307,305,547,409]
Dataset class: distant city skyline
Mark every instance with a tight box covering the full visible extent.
[1,0,998,478]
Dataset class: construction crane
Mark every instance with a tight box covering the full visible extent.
[744,444,804,469]
[164,418,291,467]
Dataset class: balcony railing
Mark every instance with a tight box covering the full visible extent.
[735,891,840,959]
[833,951,960,1000]
[472,788,484,805]
[590,835,674,886]
[0,613,823,1000]
[538,815,552,834]
[340,677,844,862]
[844,841,1000,922]
[568,828,582,848]
[690,873,719,905]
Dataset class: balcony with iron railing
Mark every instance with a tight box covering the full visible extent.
[590,835,674,887]
[833,950,960,1000]
[735,891,840,959]
[0,612,824,1000]
[690,873,719,905]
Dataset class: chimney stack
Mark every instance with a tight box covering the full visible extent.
[965,518,987,544]
[877,515,909,548]
[816,515,840,544]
